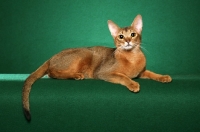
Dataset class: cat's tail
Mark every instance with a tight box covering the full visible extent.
[22,60,50,122]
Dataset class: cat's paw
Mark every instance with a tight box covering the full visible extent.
[158,75,172,83]
[74,73,84,80]
[127,81,140,93]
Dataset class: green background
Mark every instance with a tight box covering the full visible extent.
[1,0,200,75]
[1,0,200,132]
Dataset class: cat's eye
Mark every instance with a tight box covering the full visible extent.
[131,33,136,37]
[119,35,124,39]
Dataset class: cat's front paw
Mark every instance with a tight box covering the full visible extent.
[127,81,140,93]
[158,75,172,83]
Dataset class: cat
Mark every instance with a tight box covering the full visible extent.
[22,14,172,121]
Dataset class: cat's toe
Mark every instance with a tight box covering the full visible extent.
[74,73,84,80]
[159,75,172,83]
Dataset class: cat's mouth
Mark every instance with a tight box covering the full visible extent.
[122,42,135,50]
[124,45,133,50]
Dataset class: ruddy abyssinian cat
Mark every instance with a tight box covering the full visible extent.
[22,15,172,121]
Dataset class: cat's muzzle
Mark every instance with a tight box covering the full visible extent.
[123,42,134,50]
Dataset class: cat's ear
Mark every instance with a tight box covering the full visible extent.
[108,20,120,37]
[131,15,143,34]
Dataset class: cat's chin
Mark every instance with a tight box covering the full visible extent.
[122,46,134,51]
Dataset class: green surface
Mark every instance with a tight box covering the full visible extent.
[0,74,200,132]
[1,0,200,132]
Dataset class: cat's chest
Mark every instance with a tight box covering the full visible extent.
[116,52,146,77]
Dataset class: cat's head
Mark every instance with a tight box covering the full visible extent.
[108,15,142,51]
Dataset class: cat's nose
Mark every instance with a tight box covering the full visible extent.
[125,38,131,42]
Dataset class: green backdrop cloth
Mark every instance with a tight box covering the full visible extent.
[0,0,200,74]
[1,0,200,131]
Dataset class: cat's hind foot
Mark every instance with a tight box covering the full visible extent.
[74,73,84,80]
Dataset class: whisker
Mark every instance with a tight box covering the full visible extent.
[140,45,150,55]
[135,42,150,55]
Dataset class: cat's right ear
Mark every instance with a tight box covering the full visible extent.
[108,20,120,37]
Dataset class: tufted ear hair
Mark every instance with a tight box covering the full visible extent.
[131,14,143,34]
[107,20,120,37]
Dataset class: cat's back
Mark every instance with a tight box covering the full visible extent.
[88,46,116,57]
[52,46,114,57]
[49,46,115,65]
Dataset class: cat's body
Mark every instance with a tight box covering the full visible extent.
[22,15,172,121]
[48,46,145,80]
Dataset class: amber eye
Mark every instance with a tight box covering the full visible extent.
[131,33,136,37]
[119,35,124,39]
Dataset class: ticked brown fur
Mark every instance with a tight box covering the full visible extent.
[22,15,172,121]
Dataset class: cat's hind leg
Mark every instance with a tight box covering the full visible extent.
[48,69,84,80]
[139,70,172,83]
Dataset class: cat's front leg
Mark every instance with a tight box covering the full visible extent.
[99,73,140,92]
[139,70,172,83]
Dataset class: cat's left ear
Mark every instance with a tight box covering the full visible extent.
[131,15,143,34]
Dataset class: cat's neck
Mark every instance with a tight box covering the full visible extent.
[114,48,144,61]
